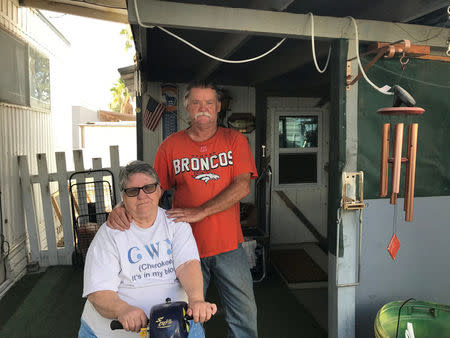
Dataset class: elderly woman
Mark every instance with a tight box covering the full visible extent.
[79,161,216,337]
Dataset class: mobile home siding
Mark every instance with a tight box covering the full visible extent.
[0,104,55,284]
[0,1,68,294]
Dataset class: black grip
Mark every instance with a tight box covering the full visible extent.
[214,308,225,317]
[110,320,123,330]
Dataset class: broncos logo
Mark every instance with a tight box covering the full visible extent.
[194,173,220,183]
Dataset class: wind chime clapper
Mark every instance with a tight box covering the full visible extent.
[378,85,425,222]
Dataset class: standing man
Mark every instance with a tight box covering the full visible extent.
[107,82,258,337]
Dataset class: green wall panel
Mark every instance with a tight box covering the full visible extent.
[358,57,450,199]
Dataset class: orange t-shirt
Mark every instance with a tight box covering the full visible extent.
[154,127,258,258]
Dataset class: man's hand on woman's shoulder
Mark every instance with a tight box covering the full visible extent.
[166,207,207,224]
[106,203,132,230]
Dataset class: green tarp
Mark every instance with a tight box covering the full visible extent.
[358,57,450,199]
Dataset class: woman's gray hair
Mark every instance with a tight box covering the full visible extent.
[183,81,222,109]
[119,160,160,191]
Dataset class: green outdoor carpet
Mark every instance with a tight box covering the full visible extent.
[205,265,326,338]
[0,266,85,338]
[0,264,326,338]
[270,249,328,283]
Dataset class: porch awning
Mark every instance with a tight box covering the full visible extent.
[19,0,128,23]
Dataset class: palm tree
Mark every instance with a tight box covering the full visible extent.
[109,78,131,113]
[108,26,135,113]
[120,27,134,53]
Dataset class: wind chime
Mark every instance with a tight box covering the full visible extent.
[377,85,425,259]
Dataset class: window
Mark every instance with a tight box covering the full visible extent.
[279,116,318,148]
[0,28,51,110]
[29,48,51,110]
[0,29,28,106]
[275,113,322,186]
[279,153,317,184]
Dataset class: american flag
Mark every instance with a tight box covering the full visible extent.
[143,96,166,131]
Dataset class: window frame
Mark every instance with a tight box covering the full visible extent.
[273,108,324,189]
[0,27,51,112]
[28,46,51,111]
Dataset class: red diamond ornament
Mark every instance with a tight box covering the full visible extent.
[387,234,400,260]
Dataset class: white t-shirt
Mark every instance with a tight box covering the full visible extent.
[81,207,199,337]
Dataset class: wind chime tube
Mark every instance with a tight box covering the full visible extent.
[405,123,418,222]
[390,191,397,205]
[380,123,390,197]
[404,125,412,212]
[390,123,404,204]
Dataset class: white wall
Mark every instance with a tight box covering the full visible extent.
[72,106,99,149]
[80,123,137,167]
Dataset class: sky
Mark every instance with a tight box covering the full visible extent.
[41,11,135,111]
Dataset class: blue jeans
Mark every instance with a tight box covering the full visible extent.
[78,318,204,337]
[201,244,258,338]
[78,319,96,338]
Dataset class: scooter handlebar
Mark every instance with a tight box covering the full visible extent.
[110,307,221,331]
[110,311,218,331]
[110,320,124,330]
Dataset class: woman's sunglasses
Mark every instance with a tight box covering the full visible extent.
[123,183,159,197]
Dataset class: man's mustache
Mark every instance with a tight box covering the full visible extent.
[194,112,212,119]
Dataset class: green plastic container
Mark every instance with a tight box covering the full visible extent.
[374,300,450,338]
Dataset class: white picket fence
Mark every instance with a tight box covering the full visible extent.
[18,146,123,267]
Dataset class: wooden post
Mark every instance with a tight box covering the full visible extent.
[73,150,88,223]
[380,123,390,197]
[36,153,58,266]
[405,124,418,221]
[18,156,40,263]
[55,152,74,263]
[92,158,106,218]
[110,145,121,205]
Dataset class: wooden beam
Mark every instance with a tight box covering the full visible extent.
[416,55,450,62]
[20,0,128,24]
[194,0,294,81]
[194,33,250,81]
[51,193,62,224]
[248,41,330,85]
[128,0,449,48]
[98,110,136,122]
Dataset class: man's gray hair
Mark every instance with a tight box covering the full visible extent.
[183,81,222,109]
[119,160,160,191]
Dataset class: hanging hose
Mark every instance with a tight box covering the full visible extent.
[308,13,332,73]
[348,16,394,96]
[133,0,286,64]
[395,298,416,338]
